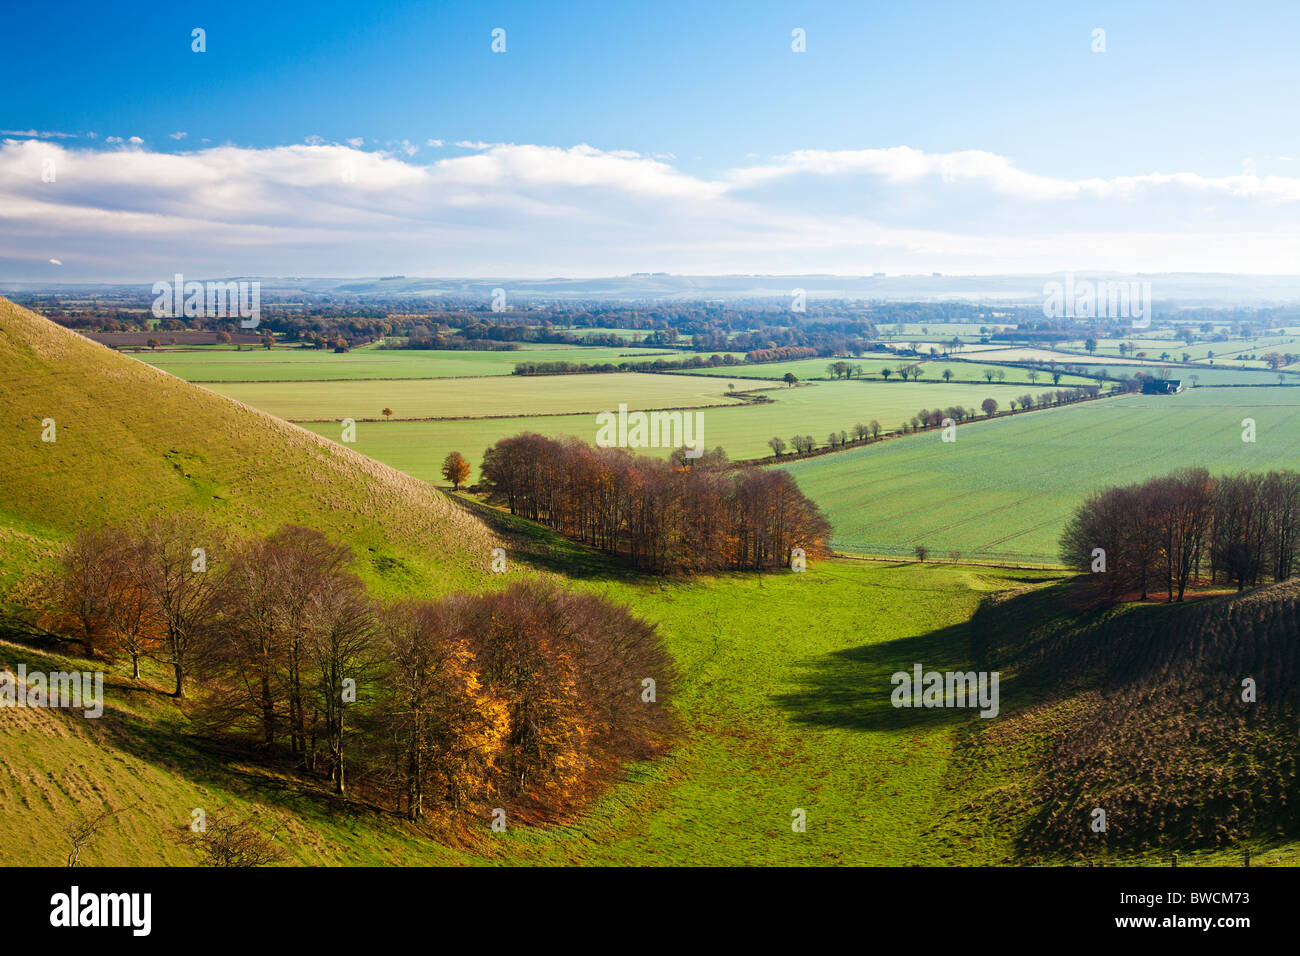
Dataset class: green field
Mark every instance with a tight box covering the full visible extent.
[207,371,755,421]
[779,387,1300,564]
[298,380,1036,482]
[680,357,1096,386]
[7,299,1300,867]
[1061,334,1300,368]
[877,322,1006,338]
[0,298,1060,866]
[137,342,694,381]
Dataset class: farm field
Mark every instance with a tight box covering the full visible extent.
[1060,334,1300,367]
[877,323,1008,338]
[136,342,692,381]
[206,371,754,421]
[298,380,1036,483]
[972,346,1151,365]
[678,357,1097,386]
[1080,364,1295,386]
[779,387,1300,564]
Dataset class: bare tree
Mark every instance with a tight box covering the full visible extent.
[66,804,131,867]
[127,516,222,698]
[177,809,287,867]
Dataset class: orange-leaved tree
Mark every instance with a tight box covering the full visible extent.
[441,451,471,490]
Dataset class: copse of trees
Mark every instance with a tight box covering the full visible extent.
[41,520,675,819]
[479,433,831,573]
[1061,469,1300,602]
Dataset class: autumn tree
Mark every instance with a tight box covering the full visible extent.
[441,451,471,490]
[302,578,378,794]
[52,529,122,656]
[377,600,508,819]
[126,516,222,698]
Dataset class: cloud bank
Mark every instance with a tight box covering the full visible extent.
[3,137,1300,279]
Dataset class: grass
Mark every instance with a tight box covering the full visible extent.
[298,380,1040,483]
[481,561,1034,865]
[134,342,692,382]
[1060,333,1300,368]
[201,372,754,421]
[5,297,1298,866]
[0,558,1046,865]
[779,387,1300,564]
[0,297,507,598]
[677,357,1097,386]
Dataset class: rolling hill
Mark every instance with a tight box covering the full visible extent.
[0,297,502,596]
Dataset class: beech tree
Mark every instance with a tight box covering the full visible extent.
[441,451,471,490]
[127,516,222,698]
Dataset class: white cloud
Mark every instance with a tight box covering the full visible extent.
[170,131,188,140]
[5,139,1300,278]
[1,129,78,139]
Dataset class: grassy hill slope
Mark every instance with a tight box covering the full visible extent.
[936,579,1300,864]
[0,297,500,596]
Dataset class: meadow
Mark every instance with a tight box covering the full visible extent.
[0,552,1060,866]
[679,357,1097,386]
[298,379,1036,483]
[207,371,754,421]
[779,387,1300,564]
[1059,333,1300,368]
[8,298,1300,867]
[139,341,693,381]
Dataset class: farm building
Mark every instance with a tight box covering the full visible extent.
[1141,378,1184,395]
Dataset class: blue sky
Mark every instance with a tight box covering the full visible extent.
[4,1,1300,279]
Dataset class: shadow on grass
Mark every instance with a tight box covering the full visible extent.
[0,621,410,846]
[771,582,1087,732]
[772,616,993,731]
[449,492,660,585]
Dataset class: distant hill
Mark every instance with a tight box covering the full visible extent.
[0,296,499,595]
[8,272,1300,305]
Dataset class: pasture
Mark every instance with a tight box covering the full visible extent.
[779,387,1300,564]
[678,357,1097,386]
[298,379,1036,482]
[137,342,691,381]
[207,371,754,421]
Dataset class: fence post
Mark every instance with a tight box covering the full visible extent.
[1243,848,1250,868]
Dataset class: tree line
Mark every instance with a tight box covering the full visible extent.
[479,434,831,573]
[1061,468,1300,601]
[38,518,675,819]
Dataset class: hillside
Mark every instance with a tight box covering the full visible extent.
[0,296,587,866]
[0,296,501,596]
[935,579,1300,863]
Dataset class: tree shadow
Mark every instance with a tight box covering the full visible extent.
[772,583,1087,732]
[449,493,662,585]
[772,616,996,731]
